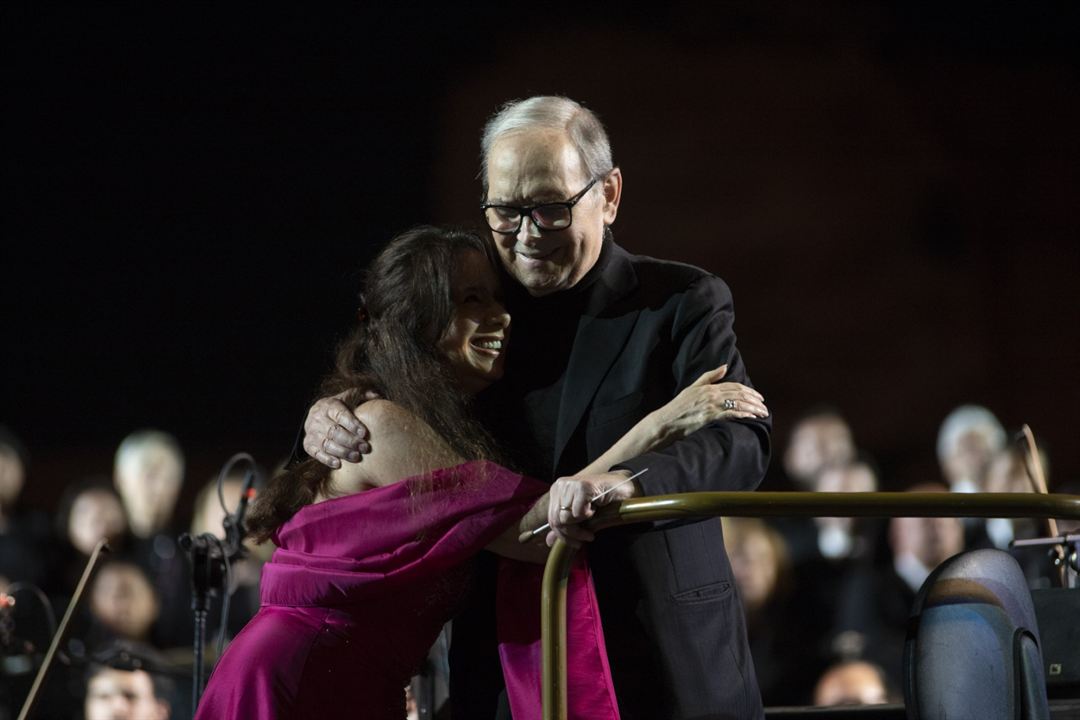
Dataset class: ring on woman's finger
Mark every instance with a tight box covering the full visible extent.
[560,505,572,512]
[723,399,737,411]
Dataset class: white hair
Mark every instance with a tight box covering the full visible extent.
[480,96,614,194]
[936,405,1006,461]
[114,429,184,477]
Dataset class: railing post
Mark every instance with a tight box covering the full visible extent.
[541,540,575,720]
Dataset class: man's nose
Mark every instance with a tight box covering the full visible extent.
[515,215,542,244]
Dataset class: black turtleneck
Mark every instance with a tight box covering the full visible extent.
[481,237,613,480]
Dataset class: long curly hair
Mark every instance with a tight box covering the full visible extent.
[246,226,504,543]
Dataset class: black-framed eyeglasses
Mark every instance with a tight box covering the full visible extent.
[481,177,600,235]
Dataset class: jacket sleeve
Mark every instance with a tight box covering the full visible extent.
[615,275,771,496]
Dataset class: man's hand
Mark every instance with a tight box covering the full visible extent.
[302,392,377,469]
[546,470,639,548]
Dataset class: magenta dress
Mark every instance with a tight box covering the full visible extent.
[194,461,620,720]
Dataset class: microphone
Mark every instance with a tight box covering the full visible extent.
[222,457,259,556]
[237,471,256,523]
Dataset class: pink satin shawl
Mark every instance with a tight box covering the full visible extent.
[259,461,620,719]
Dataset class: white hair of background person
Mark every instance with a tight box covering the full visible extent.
[114,429,185,537]
[935,404,1006,493]
[115,430,184,476]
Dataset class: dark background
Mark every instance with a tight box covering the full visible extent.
[5,3,1079,520]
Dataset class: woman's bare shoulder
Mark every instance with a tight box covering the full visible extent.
[353,399,420,433]
[335,400,462,489]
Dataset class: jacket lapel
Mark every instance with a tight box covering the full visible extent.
[552,243,639,474]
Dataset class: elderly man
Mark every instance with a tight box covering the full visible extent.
[304,96,771,719]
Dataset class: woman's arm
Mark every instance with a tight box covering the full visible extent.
[541,365,769,547]
[487,496,551,563]
[578,364,768,476]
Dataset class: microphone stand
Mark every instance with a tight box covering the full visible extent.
[179,453,258,716]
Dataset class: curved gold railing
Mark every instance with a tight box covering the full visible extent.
[540,491,1080,720]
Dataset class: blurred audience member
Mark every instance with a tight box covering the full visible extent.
[832,483,963,689]
[89,561,161,645]
[723,517,818,705]
[813,660,890,707]
[113,430,189,649]
[888,485,965,600]
[725,517,790,616]
[0,427,50,592]
[813,459,880,562]
[0,429,27,530]
[776,458,887,701]
[937,405,1005,550]
[114,431,184,540]
[937,405,1005,494]
[86,666,170,720]
[782,408,856,490]
[773,409,860,569]
[52,480,136,675]
[58,479,130,564]
[84,641,176,720]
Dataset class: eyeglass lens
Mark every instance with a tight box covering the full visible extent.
[484,205,572,233]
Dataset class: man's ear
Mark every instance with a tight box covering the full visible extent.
[602,167,622,225]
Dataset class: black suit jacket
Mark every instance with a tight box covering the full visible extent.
[458,242,771,720]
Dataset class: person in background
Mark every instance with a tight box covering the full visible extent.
[84,641,176,720]
[88,561,161,646]
[782,409,855,490]
[812,660,890,707]
[113,431,184,540]
[0,427,49,593]
[57,479,130,582]
[0,428,28,537]
[722,517,820,705]
[776,458,886,702]
[936,405,1005,495]
[770,409,859,570]
[811,459,881,563]
[937,404,1007,552]
[113,430,190,648]
[832,483,964,689]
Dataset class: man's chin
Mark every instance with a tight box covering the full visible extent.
[511,266,569,297]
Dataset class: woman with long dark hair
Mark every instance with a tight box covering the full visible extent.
[195,226,767,720]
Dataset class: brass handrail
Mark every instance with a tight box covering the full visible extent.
[540,491,1080,720]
